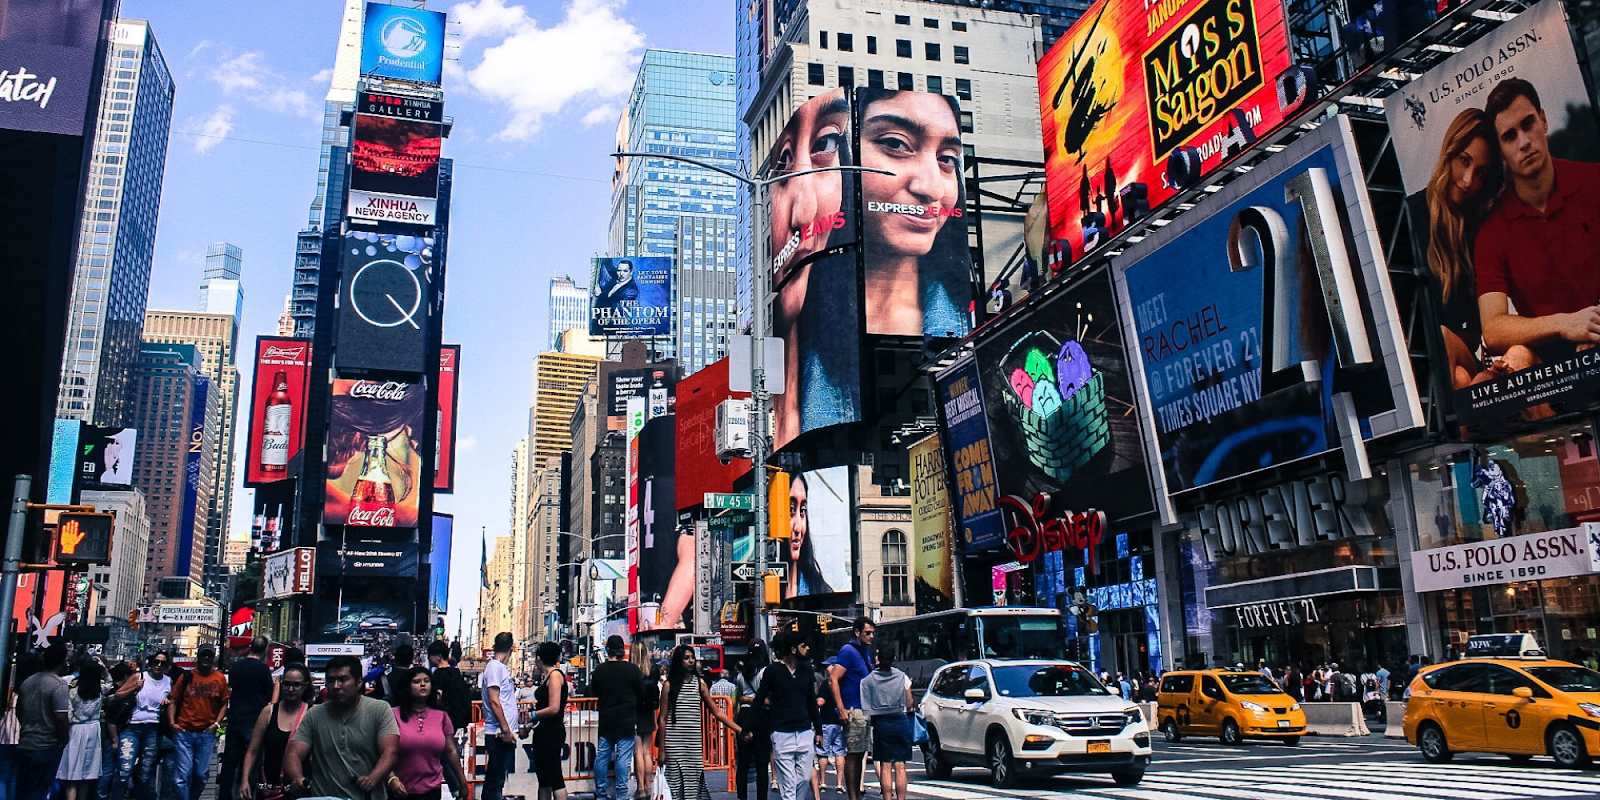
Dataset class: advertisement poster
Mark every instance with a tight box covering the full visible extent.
[909,435,956,613]
[262,547,315,599]
[360,3,445,86]
[430,513,453,614]
[935,357,1005,550]
[606,367,677,417]
[245,337,312,486]
[778,465,852,598]
[1383,0,1600,437]
[674,359,750,509]
[635,416,685,629]
[77,425,135,487]
[1037,0,1300,263]
[178,377,210,577]
[316,541,420,578]
[322,601,414,637]
[336,230,433,372]
[348,95,442,228]
[855,87,972,339]
[434,345,459,492]
[0,0,106,136]
[324,379,425,528]
[625,401,642,634]
[976,268,1153,523]
[1116,118,1421,497]
[589,257,672,338]
[768,88,864,450]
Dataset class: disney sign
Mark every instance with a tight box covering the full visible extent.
[998,493,1107,573]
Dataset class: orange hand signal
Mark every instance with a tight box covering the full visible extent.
[60,520,85,555]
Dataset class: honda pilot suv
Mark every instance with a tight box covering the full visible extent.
[918,660,1152,788]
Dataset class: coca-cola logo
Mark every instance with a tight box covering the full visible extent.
[263,345,307,360]
[347,505,398,527]
[999,492,1106,573]
[348,381,411,401]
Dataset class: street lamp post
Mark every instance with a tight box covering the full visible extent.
[611,151,892,643]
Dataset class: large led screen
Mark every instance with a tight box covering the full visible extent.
[348,93,442,227]
[433,345,459,492]
[245,337,312,486]
[324,379,425,529]
[778,465,852,598]
[77,424,135,487]
[674,358,749,509]
[589,256,672,338]
[0,0,107,136]
[634,415,682,630]
[360,3,445,86]
[336,230,433,373]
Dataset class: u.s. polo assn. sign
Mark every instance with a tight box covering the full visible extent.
[1410,524,1600,593]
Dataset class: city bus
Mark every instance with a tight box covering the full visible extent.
[825,608,1068,694]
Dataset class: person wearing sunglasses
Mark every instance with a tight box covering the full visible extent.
[111,654,170,800]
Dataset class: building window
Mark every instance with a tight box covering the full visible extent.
[897,72,914,91]
[952,21,968,31]
[955,78,972,100]
[807,62,825,85]
[836,32,853,52]
[895,39,912,58]
[925,42,940,61]
[867,36,877,54]
[838,66,855,87]
[954,45,970,64]
[819,31,828,48]
[867,69,885,89]
[883,530,910,605]
[927,75,943,94]
[924,17,938,28]
[894,14,910,24]
[960,111,974,133]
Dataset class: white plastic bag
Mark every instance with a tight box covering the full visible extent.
[651,769,674,800]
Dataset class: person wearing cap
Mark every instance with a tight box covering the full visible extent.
[166,647,229,800]
[590,635,644,800]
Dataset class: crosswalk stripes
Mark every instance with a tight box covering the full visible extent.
[909,760,1600,800]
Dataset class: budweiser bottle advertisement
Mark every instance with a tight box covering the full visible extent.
[261,370,292,473]
[348,434,398,527]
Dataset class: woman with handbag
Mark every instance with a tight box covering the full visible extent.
[385,668,467,800]
[237,663,312,800]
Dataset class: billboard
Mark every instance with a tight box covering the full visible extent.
[976,268,1153,524]
[855,88,972,339]
[635,416,683,629]
[348,93,442,226]
[76,425,135,487]
[777,465,852,598]
[336,230,433,372]
[1038,0,1303,263]
[935,357,1005,551]
[46,419,79,505]
[767,88,864,450]
[324,379,425,528]
[1383,0,1600,437]
[589,257,672,338]
[245,337,312,486]
[178,377,209,577]
[909,435,955,613]
[360,2,445,86]
[606,366,678,417]
[1115,117,1422,501]
[262,547,315,599]
[322,601,415,637]
[316,540,420,578]
[0,0,107,136]
[430,513,453,614]
[434,345,459,492]
[674,358,750,509]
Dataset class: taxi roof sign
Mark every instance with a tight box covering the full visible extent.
[1466,633,1546,660]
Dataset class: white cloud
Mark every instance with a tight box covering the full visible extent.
[185,105,235,153]
[581,104,616,127]
[209,52,314,115]
[451,0,644,140]
[310,67,334,85]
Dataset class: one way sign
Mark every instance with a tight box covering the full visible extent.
[733,562,787,582]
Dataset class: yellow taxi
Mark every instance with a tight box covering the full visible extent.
[1404,634,1600,768]
[1155,669,1308,745]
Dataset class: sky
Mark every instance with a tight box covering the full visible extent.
[123,0,735,639]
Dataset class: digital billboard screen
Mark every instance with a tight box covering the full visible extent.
[674,358,749,509]
[1115,117,1422,499]
[855,88,972,339]
[635,415,681,629]
[777,465,852,598]
[360,2,445,86]
[77,425,135,487]
[433,345,459,492]
[430,513,453,614]
[324,379,425,529]
[1038,0,1301,264]
[589,257,672,338]
[348,95,442,228]
[245,337,312,486]
[336,230,433,373]
[316,540,420,578]
[322,601,415,637]
[1383,0,1600,438]
[0,0,107,136]
[935,357,1005,551]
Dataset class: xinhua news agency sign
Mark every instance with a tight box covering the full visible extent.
[1410,525,1600,593]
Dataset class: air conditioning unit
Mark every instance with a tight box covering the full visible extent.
[716,399,751,461]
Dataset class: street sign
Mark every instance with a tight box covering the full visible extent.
[705,492,754,511]
[707,511,754,533]
[153,604,222,626]
[733,562,787,582]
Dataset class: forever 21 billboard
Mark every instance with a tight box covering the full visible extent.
[336,229,433,372]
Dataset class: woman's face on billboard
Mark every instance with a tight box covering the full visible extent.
[788,475,809,561]
[768,90,849,278]
[861,92,962,258]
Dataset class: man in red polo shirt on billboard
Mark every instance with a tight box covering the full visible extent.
[1475,77,1600,364]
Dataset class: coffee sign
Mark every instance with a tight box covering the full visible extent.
[1411,524,1600,593]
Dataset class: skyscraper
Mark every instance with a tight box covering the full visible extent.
[131,342,217,598]
[529,352,603,466]
[57,20,175,426]
[199,242,244,331]
[610,50,740,375]
[548,275,588,349]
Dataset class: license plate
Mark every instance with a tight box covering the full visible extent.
[1277,720,1291,728]
[1088,740,1112,754]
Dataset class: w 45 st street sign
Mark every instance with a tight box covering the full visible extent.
[704,492,753,511]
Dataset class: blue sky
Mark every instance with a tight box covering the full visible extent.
[124,0,734,637]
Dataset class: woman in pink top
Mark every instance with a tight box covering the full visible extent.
[386,668,468,800]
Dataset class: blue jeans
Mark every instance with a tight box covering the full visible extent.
[15,746,63,800]
[481,737,515,800]
[97,734,117,800]
[594,735,635,800]
[115,724,160,800]
[168,732,216,800]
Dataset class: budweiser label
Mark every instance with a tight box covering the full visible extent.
[262,405,290,466]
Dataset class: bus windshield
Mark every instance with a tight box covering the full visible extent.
[977,616,1067,660]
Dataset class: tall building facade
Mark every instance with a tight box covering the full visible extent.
[57,20,175,426]
[199,242,244,325]
[548,275,588,350]
[529,352,603,466]
[131,343,218,598]
[529,462,563,642]
[82,488,150,624]
[609,50,740,375]
[508,437,532,647]
[478,535,515,645]
[143,307,240,601]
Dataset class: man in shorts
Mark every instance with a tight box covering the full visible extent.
[829,618,875,800]
[812,657,844,796]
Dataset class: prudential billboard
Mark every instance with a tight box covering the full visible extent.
[361,3,445,86]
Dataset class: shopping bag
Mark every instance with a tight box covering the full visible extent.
[912,713,928,746]
[652,767,674,800]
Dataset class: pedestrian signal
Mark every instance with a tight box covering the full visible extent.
[55,512,113,565]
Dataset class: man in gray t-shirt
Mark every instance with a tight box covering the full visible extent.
[16,646,71,800]
[284,656,398,800]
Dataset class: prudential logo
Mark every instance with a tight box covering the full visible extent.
[378,16,428,69]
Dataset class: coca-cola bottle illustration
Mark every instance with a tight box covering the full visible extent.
[261,371,292,473]
[347,435,398,527]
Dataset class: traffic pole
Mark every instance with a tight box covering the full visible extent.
[0,475,33,687]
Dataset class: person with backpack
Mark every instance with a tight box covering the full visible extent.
[425,641,471,753]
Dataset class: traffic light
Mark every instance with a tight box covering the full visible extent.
[768,470,791,540]
[54,512,113,565]
[127,608,139,630]
[763,572,781,606]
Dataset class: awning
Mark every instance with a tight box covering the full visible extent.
[1204,565,1401,609]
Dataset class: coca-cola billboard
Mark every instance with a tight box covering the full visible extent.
[324,379,424,528]
[245,337,312,486]
[434,345,459,492]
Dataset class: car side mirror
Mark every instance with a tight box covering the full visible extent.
[964,688,987,702]
[1513,687,1534,700]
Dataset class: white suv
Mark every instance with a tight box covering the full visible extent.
[918,660,1151,788]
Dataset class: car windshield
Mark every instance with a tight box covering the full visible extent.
[992,665,1109,698]
[1220,674,1284,695]
[1526,666,1600,693]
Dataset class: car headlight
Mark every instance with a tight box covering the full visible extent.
[1239,700,1268,712]
[1010,709,1059,727]
[1579,703,1600,719]
[1290,703,1301,712]
[1123,707,1144,727]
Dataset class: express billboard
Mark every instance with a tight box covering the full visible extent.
[336,230,433,373]
[1115,117,1422,507]
[324,379,425,528]
[360,2,445,86]
[675,358,750,509]
[589,257,672,338]
[245,337,312,486]
[909,435,956,613]
[1383,0,1600,438]
[1038,0,1304,263]
[855,88,972,339]
[0,0,108,136]
[935,357,1005,551]
[434,345,459,492]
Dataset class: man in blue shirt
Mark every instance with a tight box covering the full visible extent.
[828,618,874,800]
